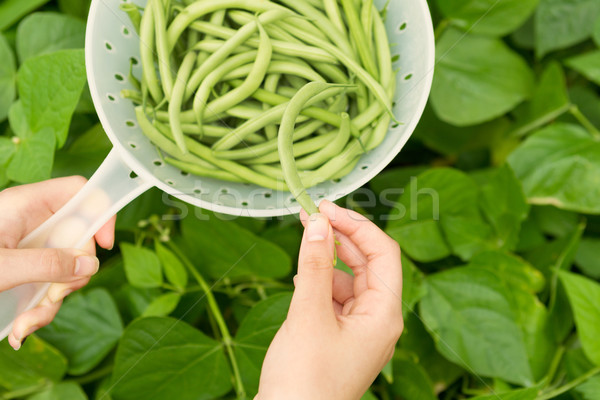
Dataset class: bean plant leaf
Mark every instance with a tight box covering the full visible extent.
[142,292,181,317]
[181,214,291,279]
[6,127,56,183]
[535,0,600,57]
[577,377,600,400]
[0,0,52,30]
[508,123,600,214]
[420,266,534,385]
[112,317,232,400]
[575,238,600,279]
[27,382,87,400]
[469,387,539,400]
[390,354,437,400]
[57,0,91,19]
[52,123,111,178]
[0,335,67,391]
[37,288,123,375]
[16,12,86,62]
[120,243,163,288]
[595,16,600,46]
[234,292,292,396]
[566,51,600,87]
[0,137,17,168]
[431,28,534,126]
[435,0,539,37]
[559,271,600,366]
[511,62,571,137]
[0,33,16,122]
[155,241,188,290]
[17,49,87,148]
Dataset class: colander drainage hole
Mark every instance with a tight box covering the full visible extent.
[105,41,113,51]
[107,94,115,102]
[241,201,248,206]
[392,123,400,128]
[129,142,136,149]
[405,73,413,80]
[193,189,202,194]
[126,120,135,127]
[130,57,139,65]
[361,165,369,170]
[167,180,174,185]
[391,54,400,63]
[220,188,228,194]
[122,27,130,36]
[129,171,138,179]
[264,192,272,198]
[153,160,162,166]
[115,73,125,82]
[399,22,407,31]
[180,170,189,176]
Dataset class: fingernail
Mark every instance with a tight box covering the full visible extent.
[74,256,99,276]
[12,341,20,351]
[306,213,329,242]
[15,325,38,342]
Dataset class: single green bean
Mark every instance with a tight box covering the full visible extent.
[152,0,174,100]
[263,74,281,140]
[139,4,162,103]
[279,82,344,214]
[165,158,245,183]
[222,60,326,83]
[323,0,346,36]
[168,51,197,153]
[196,10,226,66]
[361,0,375,55]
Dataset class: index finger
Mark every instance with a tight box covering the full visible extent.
[318,200,402,297]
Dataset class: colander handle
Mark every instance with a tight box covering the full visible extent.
[0,148,152,340]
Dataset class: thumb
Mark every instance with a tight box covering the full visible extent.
[289,213,335,318]
[0,248,99,291]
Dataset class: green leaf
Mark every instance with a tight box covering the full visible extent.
[57,0,91,19]
[577,377,600,400]
[37,288,123,375]
[508,123,600,214]
[431,29,533,126]
[53,123,111,178]
[181,214,291,279]
[535,0,600,57]
[469,387,538,400]
[112,317,232,400]
[566,50,600,87]
[16,12,85,62]
[18,49,87,147]
[420,266,534,385]
[559,271,600,366]
[27,382,87,400]
[390,354,437,400]
[0,335,67,391]
[468,251,545,294]
[511,62,571,137]
[7,126,56,183]
[155,241,188,290]
[0,0,52,31]
[234,292,292,396]
[435,0,539,37]
[0,136,17,167]
[142,292,181,317]
[575,238,600,279]
[569,86,600,130]
[401,254,426,317]
[120,243,163,288]
[386,168,498,261]
[475,165,529,251]
[0,33,16,122]
[595,16,600,46]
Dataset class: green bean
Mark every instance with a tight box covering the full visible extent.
[189,20,338,63]
[168,51,197,153]
[166,0,286,50]
[213,86,348,151]
[196,10,226,66]
[152,0,174,100]
[246,131,337,165]
[279,82,343,214]
[263,74,281,140]
[119,3,141,34]
[361,0,375,55]
[194,21,272,131]
[213,119,325,160]
[191,39,253,54]
[323,0,346,36]
[139,3,162,103]
[274,20,395,121]
[227,10,302,44]
[184,9,290,100]
[180,123,265,144]
[165,158,245,183]
[296,113,350,170]
[222,60,326,83]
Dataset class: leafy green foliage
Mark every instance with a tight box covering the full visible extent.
[431,28,533,126]
[1,1,600,399]
[111,317,232,400]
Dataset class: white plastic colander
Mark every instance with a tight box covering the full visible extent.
[0,0,434,340]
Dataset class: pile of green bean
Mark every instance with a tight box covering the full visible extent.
[122,0,395,212]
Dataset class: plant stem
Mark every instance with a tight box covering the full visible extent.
[570,105,600,139]
[544,346,565,388]
[66,364,114,385]
[537,366,600,400]
[167,241,247,399]
[1,383,49,399]
[434,19,450,41]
